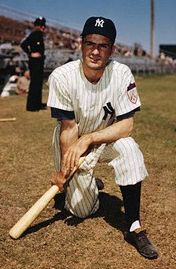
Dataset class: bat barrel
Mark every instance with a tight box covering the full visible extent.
[9,185,59,239]
[9,157,86,239]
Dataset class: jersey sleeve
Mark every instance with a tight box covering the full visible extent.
[47,71,73,112]
[116,66,141,117]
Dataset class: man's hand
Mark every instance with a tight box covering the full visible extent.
[31,52,41,58]
[61,134,92,175]
[50,171,67,192]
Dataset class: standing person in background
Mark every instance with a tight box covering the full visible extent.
[47,16,159,259]
[20,17,47,111]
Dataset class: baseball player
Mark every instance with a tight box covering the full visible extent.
[47,16,158,259]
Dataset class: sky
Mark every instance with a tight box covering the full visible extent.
[0,0,175,55]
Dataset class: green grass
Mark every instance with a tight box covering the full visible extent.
[135,75,176,176]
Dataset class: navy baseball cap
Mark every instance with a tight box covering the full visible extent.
[34,17,46,27]
[81,16,116,44]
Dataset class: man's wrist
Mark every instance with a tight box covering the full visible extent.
[87,133,94,145]
[81,133,94,145]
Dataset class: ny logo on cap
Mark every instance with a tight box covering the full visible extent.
[95,18,104,28]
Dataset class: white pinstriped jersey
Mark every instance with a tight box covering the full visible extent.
[49,60,147,217]
[47,59,141,135]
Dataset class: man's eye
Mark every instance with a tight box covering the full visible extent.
[100,44,110,49]
[85,41,94,46]
[84,41,110,50]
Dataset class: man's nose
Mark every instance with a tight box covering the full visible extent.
[92,45,100,54]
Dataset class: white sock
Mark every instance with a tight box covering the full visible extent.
[129,220,141,232]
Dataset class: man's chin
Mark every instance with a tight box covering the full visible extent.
[87,62,104,70]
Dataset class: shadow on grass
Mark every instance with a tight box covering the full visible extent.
[22,191,126,238]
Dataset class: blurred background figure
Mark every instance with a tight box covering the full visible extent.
[16,70,30,95]
[0,73,18,97]
[20,17,47,111]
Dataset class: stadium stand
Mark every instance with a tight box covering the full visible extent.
[0,6,176,93]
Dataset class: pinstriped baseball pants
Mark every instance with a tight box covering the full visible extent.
[52,123,148,218]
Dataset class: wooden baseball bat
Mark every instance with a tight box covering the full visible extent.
[9,157,85,239]
[9,185,59,239]
[0,117,16,122]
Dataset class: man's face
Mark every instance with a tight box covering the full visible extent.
[81,34,115,71]
[37,25,46,32]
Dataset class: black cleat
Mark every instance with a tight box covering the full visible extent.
[40,103,47,110]
[27,109,39,112]
[124,230,159,259]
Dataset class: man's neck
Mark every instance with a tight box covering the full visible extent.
[82,65,105,84]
